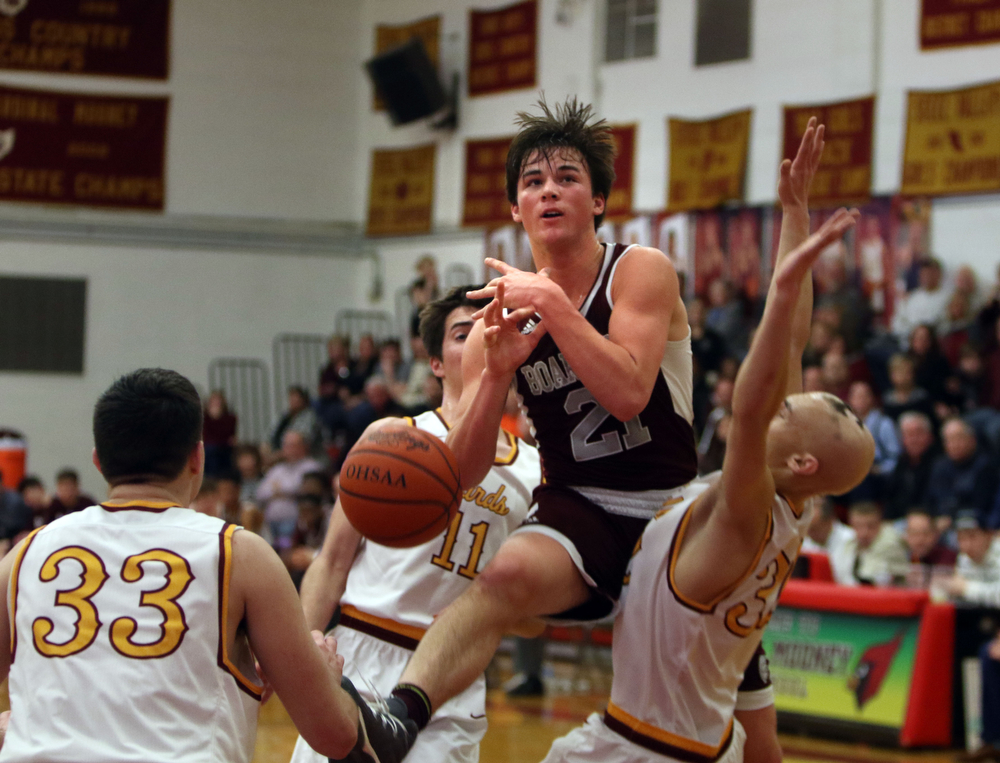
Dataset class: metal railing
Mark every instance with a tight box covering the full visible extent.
[207,358,272,445]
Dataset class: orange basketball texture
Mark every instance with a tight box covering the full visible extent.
[339,425,462,548]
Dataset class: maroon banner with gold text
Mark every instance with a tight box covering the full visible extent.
[783,96,874,208]
[921,0,1000,50]
[605,124,636,222]
[463,135,514,227]
[468,0,536,97]
[0,0,170,79]
[0,83,167,210]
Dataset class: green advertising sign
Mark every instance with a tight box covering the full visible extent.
[760,607,921,729]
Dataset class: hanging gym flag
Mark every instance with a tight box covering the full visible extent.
[367,144,436,236]
[901,79,1000,197]
[468,0,536,96]
[667,109,752,212]
[462,135,514,227]
[0,0,170,78]
[782,96,875,208]
[372,15,441,111]
[0,83,167,210]
[920,0,1000,50]
[604,124,637,223]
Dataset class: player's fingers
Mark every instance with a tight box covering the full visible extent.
[504,305,538,325]
[538,267,552,279]
[325,634,338,653]
[484,257,515,274]
[466,284,496,300]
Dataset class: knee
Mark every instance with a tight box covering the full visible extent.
[474,549,537,610]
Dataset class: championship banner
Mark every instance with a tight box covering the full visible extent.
[468,0,536,97]
[783,96,874,208]
[0,83,167,210]
[667,109,752,212]
[604,124,636,222]
[367,144,436,236]
[372,15,441,110]
[0,0,170,78]
[761,607,921,731]
[921,0,1000,50]
[901,80,1000,197]
[462,135,514,227]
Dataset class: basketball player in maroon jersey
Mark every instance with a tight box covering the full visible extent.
[359,98,697,748]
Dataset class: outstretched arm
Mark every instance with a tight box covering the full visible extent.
[300,498,363,631]
[773,117,825,395]
[724,209,860,525]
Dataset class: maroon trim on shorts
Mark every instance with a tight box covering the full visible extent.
[522,484,649,622]
[338,611,421,651]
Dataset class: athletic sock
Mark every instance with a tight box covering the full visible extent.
[390,684,432,730]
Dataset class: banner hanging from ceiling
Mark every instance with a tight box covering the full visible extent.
[667,109,752,212]
[367,144,436,236]
[468,0,536,96]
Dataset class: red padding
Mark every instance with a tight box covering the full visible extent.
[799,551,834,582]
[779,580,928,617]
[900,602,955,747]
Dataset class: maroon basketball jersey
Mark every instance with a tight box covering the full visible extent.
[514,243,697,492]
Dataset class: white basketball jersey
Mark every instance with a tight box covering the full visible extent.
[4,503,261,763]
[340,410,540,642]
[606,476,810,761]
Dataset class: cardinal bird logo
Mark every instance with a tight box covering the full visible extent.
[846,631,905,709]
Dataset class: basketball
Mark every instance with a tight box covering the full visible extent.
[339,424,463,548]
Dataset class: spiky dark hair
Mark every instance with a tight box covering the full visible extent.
[505,97,616,231]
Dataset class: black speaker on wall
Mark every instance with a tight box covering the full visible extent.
[366,37,447,126]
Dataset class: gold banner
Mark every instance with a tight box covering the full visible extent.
[901,79,1000,197]
[668,109,752,211]
[372,15,441,110]
[367,144,436,236]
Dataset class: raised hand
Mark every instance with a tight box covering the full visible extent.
[778,116,825,211]
[473,281,548,378]
[775,208,859,290]
[468,258,557,312]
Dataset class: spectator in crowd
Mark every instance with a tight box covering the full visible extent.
[984,315,1000,410]
[17,475,49,528]
[816,254,870,352]
[926,418,998,531]
[348,334,379,397]
[882,412,939,522]
[841,381,899,502]
[908,324,952,402]
[316,334,353,435]
[820,350,852,400]
[705,278,748,359]
[944,510,1000,604]
[801,498,857,585]
[843,501,909,586]
[202,390,237,477]
[374,339,410,396]
[882,353,937,425]
[954,344,989,411]
[941,292,973,367]
[696,377,733,475]
[269,386,324,462]
[47,468,96,521]
[396,335,434,414]
[282,470,335,588]
[191,477,221,518]
[803,365,825,393]
[688,297,727,377]
[0,469,32,554]
[954,265,986,316]
[408,254,440,338]
[903,509,957,587]
[802,319,838,368]
[343,375,407,456]
[256,430,322,551]
[216,470,246,526]
[892,257,950,341]
[234,444,264,507]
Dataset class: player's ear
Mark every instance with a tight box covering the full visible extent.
[511,202,522,224]
[91,447,103,475]
[429,356,445,379]
[190,441,205,475]
[786,453,818,476]
[592,193,606,217]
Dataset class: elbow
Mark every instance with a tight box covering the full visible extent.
[308,719,359,759]
[607,386,652,423]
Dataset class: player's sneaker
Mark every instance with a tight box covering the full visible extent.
[333,677,417,763]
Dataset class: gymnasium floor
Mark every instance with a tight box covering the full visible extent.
[250,656,965,763]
